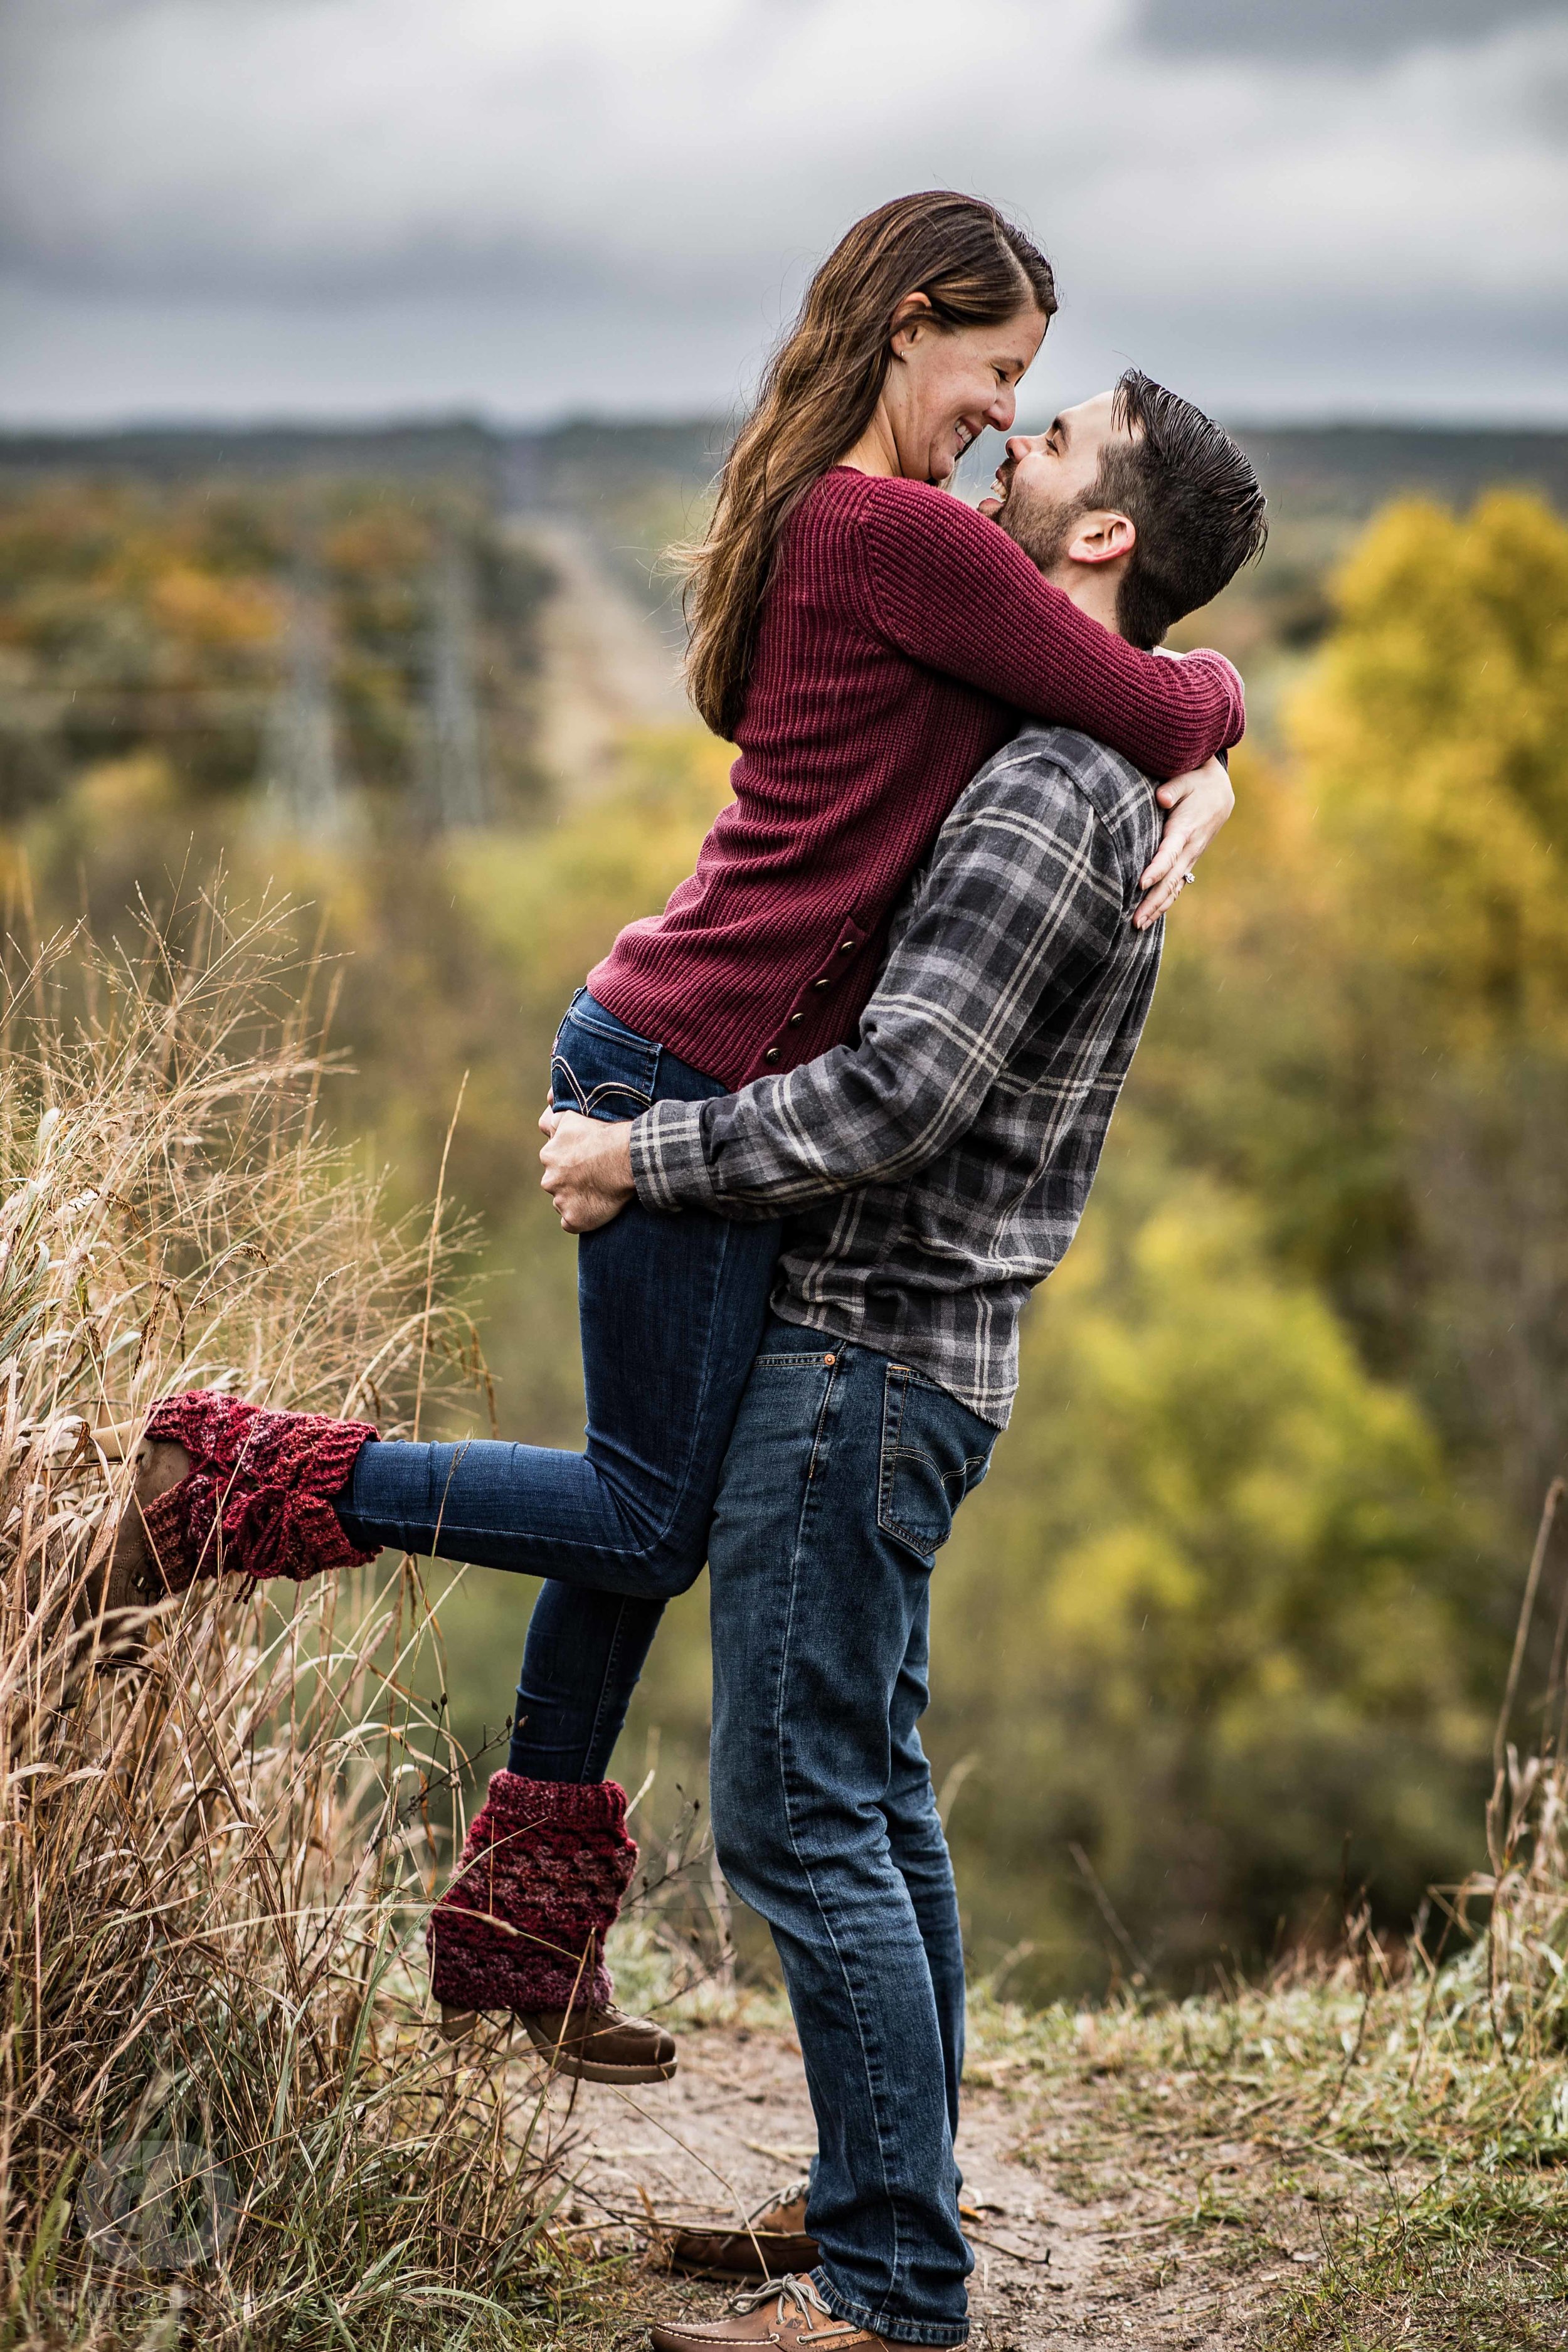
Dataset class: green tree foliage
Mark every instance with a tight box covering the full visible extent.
[930,1140,1486,1993]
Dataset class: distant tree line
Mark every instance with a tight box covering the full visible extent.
[0,476,554,831]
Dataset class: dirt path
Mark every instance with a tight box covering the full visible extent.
[536,2020,1316,2348]
[518,517,688,805]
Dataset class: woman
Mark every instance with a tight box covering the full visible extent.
[112,192,1241,2079]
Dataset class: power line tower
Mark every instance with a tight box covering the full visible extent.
[416,537,490,830]
[257,558,345,837]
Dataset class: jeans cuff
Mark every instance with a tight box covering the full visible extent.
[810,2266,968,2348]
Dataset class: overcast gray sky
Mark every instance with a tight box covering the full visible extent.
[2,0,1564,428]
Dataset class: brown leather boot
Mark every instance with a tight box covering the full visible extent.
[105,1439,192,1593]
[524,2001,676,2082]
[426,1771,677,2079]
[669,2180,818,2279]
[649,2274,922,2350]
[77,1437,194,1662]
[128,1389,378,1586]
[438,1998,676,2083]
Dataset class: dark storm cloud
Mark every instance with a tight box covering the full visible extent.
[1138,0,1565,63]
[0,0,1562,424]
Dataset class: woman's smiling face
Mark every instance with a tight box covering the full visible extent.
[879,296,1049,486]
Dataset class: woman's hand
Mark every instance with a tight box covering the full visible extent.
[1133,755,1235,930]
[539,1109,637,1233]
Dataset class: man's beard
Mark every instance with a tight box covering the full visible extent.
[993,474,1091,576]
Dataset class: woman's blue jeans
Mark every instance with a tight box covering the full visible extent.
[707,1316,998,2344]
[335,990,782,1779]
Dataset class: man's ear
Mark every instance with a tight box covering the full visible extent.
[889,290,934,356]
[1066,509,1136,568]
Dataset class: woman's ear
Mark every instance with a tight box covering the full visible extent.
[1066,510,1136,568]
[889,289,934,355]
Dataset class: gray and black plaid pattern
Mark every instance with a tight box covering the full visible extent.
[632,725,1165,1428]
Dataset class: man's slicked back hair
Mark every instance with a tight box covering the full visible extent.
[1093,371,1268,647]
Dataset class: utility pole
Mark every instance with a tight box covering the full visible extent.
[257,557,344,837]
[416,536,490,830]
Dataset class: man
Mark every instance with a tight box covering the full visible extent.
[542,373,1267,2348]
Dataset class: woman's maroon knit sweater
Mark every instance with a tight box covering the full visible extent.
[588,469,1244,1089]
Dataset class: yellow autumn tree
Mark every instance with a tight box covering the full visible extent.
[1294,491,1568,1049]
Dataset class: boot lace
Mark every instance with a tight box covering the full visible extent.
[732,2275,834,2323]
[747,2176,811,2225]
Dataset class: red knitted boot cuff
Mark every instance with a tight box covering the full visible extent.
[427,1771,639,2016]
[140,1389,379,1589]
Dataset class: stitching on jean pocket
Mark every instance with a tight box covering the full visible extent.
[560,1002,651,1050]
[550,1049,655,1120]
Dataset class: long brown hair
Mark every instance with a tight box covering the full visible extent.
[684,193,1058,740]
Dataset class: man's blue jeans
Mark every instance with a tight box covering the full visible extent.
[335,990,781,1779]
[706,1316,998,2346]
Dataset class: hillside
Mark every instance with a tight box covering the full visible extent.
[6,414,1564,526]
[9,412,1555,737]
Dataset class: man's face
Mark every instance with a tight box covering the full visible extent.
[977,390,1134,574]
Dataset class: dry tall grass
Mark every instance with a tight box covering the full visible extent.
[0,899,569,2350]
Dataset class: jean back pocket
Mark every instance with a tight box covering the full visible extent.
[877,1364,995,1564]
[551,996,661,1121]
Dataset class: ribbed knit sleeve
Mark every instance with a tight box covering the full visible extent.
[849,475,1244,781]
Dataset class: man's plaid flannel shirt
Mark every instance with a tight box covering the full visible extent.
[630,724,1165,1428]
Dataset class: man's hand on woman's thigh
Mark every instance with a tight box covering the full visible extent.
[539,1109,637,1232]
